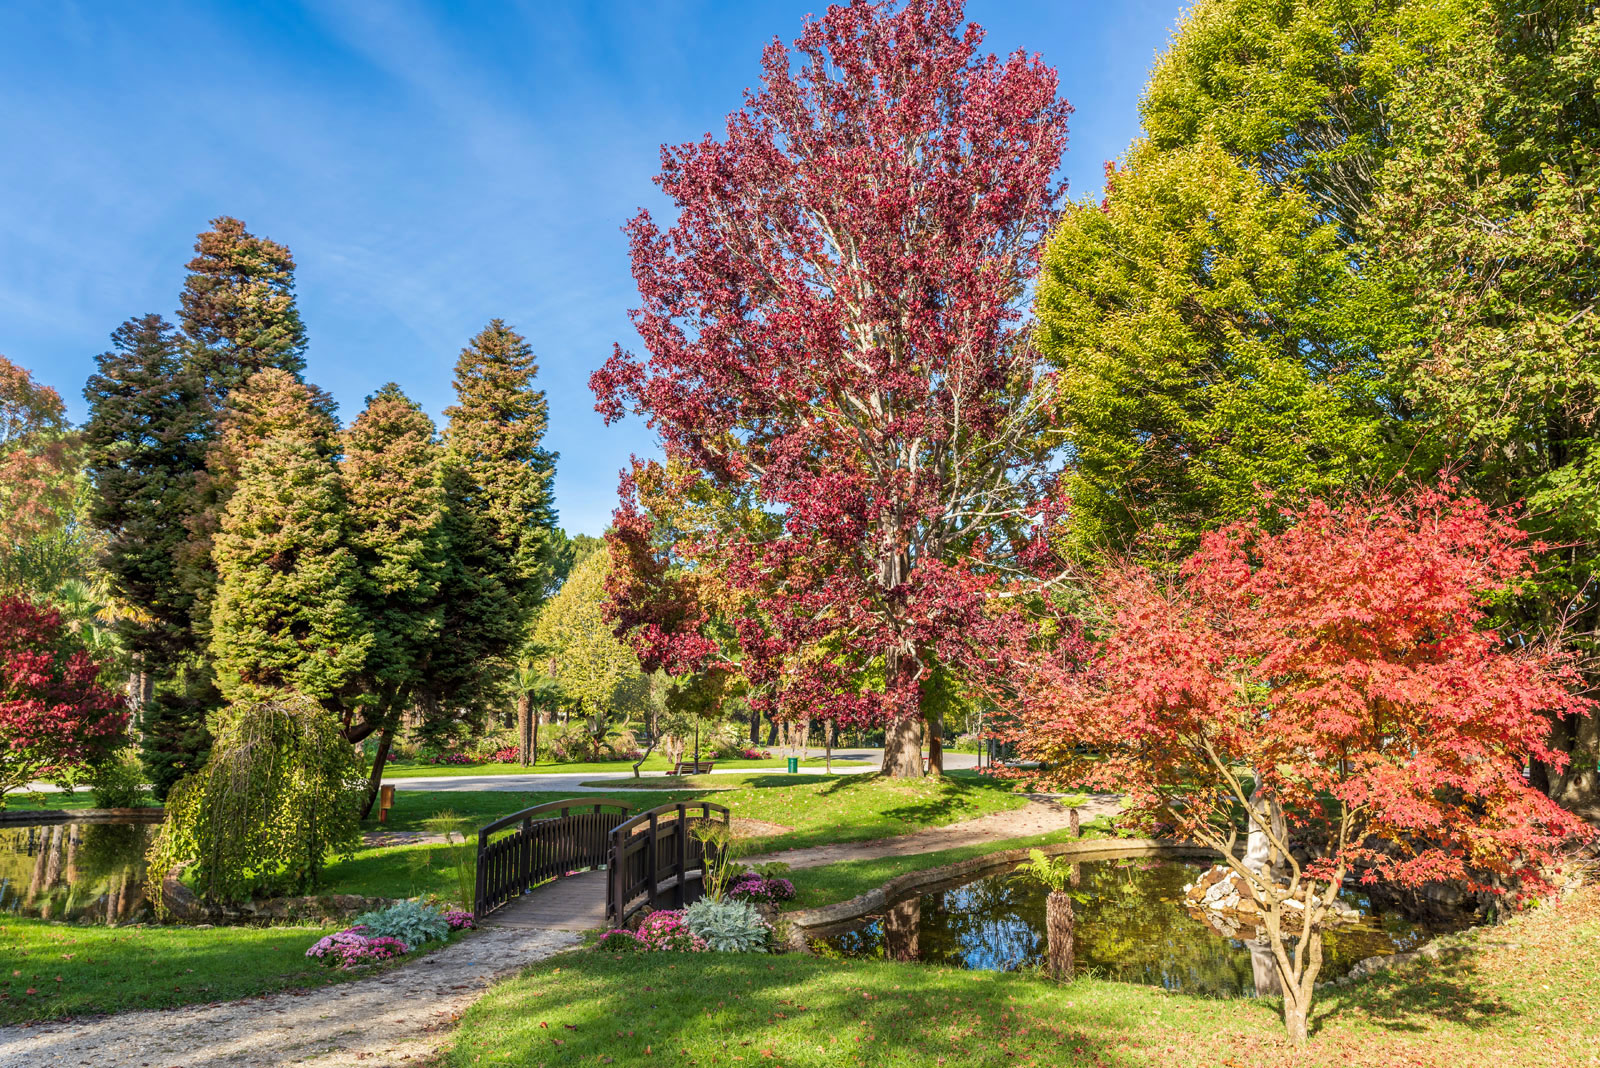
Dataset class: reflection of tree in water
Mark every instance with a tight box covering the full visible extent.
[0,823,155,923]
[820,858,1449,998]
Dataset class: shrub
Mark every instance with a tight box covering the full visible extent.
[426,752,476,766]
[147,694,364,904]
[684,897,770,952]
[727,872,796,904]
[487,745,519,763]
[90,751,150,808]
[635,909,707,951]
[0,596,126,803]
[739,748,772,760]
[597,928,643,953]
[306,926,410,969]
[352,899,451,947]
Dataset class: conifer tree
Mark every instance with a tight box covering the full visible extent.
[179,216,309,411]
[421,321,559,722]
[342,383,445,806]
[81,314,209,666]
[207,370,369,705]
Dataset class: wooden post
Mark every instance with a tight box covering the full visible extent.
[378,784,395,823]
[675,803,689,907]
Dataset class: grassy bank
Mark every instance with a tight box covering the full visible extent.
[444,886,1600,1067]
[0,918,460,1025]
[779,814,1108,911]
[375,774,1029,855]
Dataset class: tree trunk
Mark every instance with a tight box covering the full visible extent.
[750,706,761,745]
[880,649,926,778]
[925,699,944,776]
[360,724,396,820]
[884,895,920,961]
[765,717,778,747]
[531,706,540,766]
[1045,890,1074,980]
[516,692,533,767]
[881,713,924,778]
[1554,708,1598,807]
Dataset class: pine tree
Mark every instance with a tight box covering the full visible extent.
[208,370,368,705]
[179,216,309,411]
[81,314,209,667]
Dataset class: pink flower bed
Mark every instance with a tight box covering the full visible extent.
[597,909,706,953]
[727,873,796,904]
[739,748,772,760]
[305,926,410,969]
[444,909,476,931]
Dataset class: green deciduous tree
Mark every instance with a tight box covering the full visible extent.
[533,549,645,752]
[1035,140,1393,560]
[148,693,364,903]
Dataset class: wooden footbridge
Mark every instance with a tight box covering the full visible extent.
[472,797,729,932]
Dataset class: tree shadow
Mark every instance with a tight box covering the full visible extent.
[1312,952,1514,1036]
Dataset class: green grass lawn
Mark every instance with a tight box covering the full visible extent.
[778,814,1107,911]
[444,886,1600,1067]
[0,918,462,1025]
[1,790,158,814]
[374,774,1030,856]
[379,755,870,779]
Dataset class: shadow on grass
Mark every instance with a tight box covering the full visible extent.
[1313,953,1513,1036]
[447,951,1145,1068]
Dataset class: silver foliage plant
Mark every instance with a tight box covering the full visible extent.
[683,897,771,953]
[352,899,450,947]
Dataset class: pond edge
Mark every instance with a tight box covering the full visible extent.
[782,837,1218,949]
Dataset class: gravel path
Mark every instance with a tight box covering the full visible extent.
[0,926,579,1068]
[742,792,1122,869]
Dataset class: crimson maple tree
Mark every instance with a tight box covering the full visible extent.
[0,595,128,805]
[1005,485,1592,1042]
[592,0,1071,775]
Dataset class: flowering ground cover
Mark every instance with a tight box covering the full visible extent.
[445,885,1600,1067]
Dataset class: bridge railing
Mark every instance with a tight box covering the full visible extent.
[473,797,634,920]
[606,800,730,926]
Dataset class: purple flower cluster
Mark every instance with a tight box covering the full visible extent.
[426,752,476,766]
[727,873,796,904]
[597,909,707,953]
[443,909,476,931]
[305,926,410,969]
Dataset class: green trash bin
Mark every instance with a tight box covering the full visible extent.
[786,756,799,774]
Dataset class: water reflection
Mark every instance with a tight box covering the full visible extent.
[817,857,1456,998]
[0,822,157,923]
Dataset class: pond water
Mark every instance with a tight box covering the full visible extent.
[0,821,158,923]
[814,856,1463,998]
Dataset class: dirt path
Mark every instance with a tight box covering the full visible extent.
[742,792,1122,869]
[0,925,579,1068]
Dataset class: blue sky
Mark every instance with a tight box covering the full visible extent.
[2,0,1183,536]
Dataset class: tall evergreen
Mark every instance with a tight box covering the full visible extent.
[208,370,369,705]
[442,319,559,613]
[179,216,309,411]
[422,321,559,720]
[342,384,445,805]
[81,314,208,666]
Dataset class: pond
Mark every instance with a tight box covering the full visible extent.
[0,820,159,924]
[813,856,1464,998]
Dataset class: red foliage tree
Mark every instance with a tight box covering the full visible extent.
[592,0,1071,775]
[0,596,128,804]
[1006,486,1592,1042]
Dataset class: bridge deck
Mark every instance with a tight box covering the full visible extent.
[479,869,609,931]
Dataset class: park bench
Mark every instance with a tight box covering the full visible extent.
[672,760,716,775]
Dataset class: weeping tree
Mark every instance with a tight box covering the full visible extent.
[148,693,365,904]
